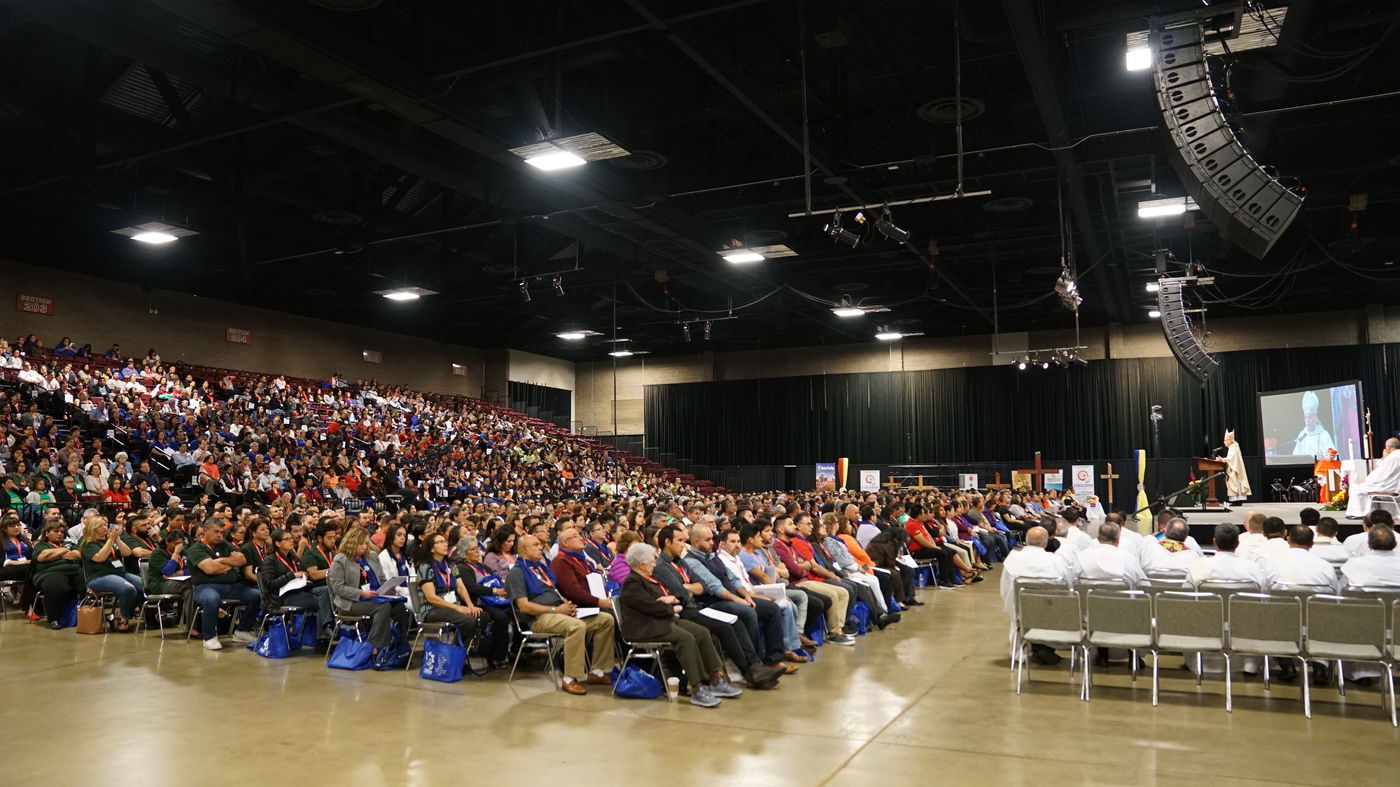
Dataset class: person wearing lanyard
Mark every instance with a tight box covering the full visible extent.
[505,534,616,695]
[550,528,613,612]
[414,533,481,645]
[79,514,145,631]
[617,542,737,708]
[459,541,511,669]
[239,519,273,586]
[738,521,821,648]
[145,530,193,602]
[31,520,85,629]
[1,514,36,611]
[328,526,410,655]
[301,521,340,590]
[376,524,414,612]
[121,511,159,575]
[583,521,614,566]
[187,519,261,650]
[260,529,329,630]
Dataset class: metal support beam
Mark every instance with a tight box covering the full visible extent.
[1002,0,1125,321]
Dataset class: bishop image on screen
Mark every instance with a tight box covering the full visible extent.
[1292,390,1337,457]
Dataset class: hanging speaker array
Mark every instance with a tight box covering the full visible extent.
[1151,22,1304,259]
[1157,279,1218,383]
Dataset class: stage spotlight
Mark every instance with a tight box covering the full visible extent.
[1072,355,1088,367]
[682,323,691,342]
[519,280,531,303]
[552,275,565,297]
[824,213,861,248]
[875,210,911,243]
[704,321,712,340]
[1054,268,1082,312]
[1016,357,1028,371]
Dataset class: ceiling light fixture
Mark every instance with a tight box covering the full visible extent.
[1041,359,1051,370]
[375,286,437,301]
[875,329,904,341]
[511,132,630,172]
[1125,46,1152,71]
[1137,196,1200,218]
[552,275,565,297]
[832,306,866,318]
[112,221,198,244]
[824,213,862,248]
[721,250,765,264]
[1148,309,1162,319]
[608,349,634,358]
[1054,267,1082,312]
[557,331,587,341]
[519,280,531,303]
[1146,282,1161,292]
[1017,358,1028,371]
[682,324,691,342]
[703,321,712,341]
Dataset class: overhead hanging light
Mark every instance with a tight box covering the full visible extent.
[1148,309,1162,319]
[519,280,531,303]
[1016,356,1029,371]
[557,331,587,341]
[510,132,630,171]
[721,250,765,264]
[832,305,866,318]
[552,275,566,297]
[703,321,712,341]
[874,209,911,243]
[608,349,635,358]
[1125,46,1152,71]
[1054,267,1082,312]
[682,323,691,342]
[375,286,437,301]
[112,221,198,244]
[875,329,904,341]
[1137,196,1199,218]
[1146,282,1161,292]
[824,212,862,248]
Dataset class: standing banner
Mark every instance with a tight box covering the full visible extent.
[835,457,850,490]
[1134,449,1151,533]
[1071,465,1095,498]
[815,463,836,492]
[859,470,881,492]
[958,473,979,490]
[1044,470,1064,490]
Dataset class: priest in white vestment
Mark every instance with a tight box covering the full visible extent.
[1000,527,1069,662]
[1292,390,1337,457]
[1346,437,1400,518]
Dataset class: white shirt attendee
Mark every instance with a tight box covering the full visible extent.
[1071,522,1145,587]
[1311,522,1349,564]
[1000,527,1069,618]
[1270,527,1340,592]
[1340,529,1400,587]
[1139,521,1201,574]
[1346,437,1400,518]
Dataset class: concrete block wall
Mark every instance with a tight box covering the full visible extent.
[0,259,485,397]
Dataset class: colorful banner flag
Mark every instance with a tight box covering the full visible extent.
[815,463,836,492]
[1134,449,1150,533]
[835,457,849,490]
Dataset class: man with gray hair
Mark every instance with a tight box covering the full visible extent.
[1000,526,1070,665]
[1346,436,1400,518]
[1341,526,1400,587]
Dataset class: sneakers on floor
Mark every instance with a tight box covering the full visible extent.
[231,630,256,644]
[690,686,722,708]
[202,638,224,651]
[827,633,856,646]
[709,676,743,698]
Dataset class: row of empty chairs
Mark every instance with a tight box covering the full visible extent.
[1013,577,1400,726]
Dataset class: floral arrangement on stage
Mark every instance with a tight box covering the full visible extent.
[1186,472,1207,506]
[1322,486,1348,511]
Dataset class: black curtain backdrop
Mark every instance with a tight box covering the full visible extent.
[508,381,572,429]
[644,343,1400,468]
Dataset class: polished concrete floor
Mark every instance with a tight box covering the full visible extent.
[3,580,1396,786]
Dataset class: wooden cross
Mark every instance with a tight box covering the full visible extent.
[985,472,1011,491]
[1015,452,1054,491]
[1099,463,1121,504]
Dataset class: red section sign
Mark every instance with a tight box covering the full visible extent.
[16,293,53,316]
[226,327,251,345]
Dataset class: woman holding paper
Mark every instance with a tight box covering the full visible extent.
[260,529,330,626]
[328,527,410,653]
[414,532,481,643]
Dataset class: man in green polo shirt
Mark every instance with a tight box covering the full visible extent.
[186,520,261,651]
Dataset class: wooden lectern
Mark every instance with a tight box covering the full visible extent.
[1193,457,1228,509]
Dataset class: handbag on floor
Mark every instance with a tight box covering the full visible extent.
[249,619,292,659]
[611,665,663,699]
[327,634,373,670]
[76,594,105,635]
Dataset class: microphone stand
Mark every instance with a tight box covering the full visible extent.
[1131,471,1227,521]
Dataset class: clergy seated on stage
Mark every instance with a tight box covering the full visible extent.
[1341,526,1400,588]
[1346,437,1400,519]
[1189,524,1273,590]
[1000,525,1070,666]
[1311,517,1349,563]
[1344,510,1392,558]
[1140,520,1202,575]
[1069,521,1145,588]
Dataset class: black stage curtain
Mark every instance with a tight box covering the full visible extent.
[644,343,1400,466]
[508,381,572,429]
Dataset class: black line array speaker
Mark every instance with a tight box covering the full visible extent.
[1151,23,1303,259]
[1157,279,1218,383]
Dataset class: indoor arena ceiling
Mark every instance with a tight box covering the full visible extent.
[0,0,1397,360]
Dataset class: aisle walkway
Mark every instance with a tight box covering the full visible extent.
[2,580,1394,785]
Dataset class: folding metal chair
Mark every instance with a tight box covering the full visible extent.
[1153,591,1228,708]
[1306,594,1396,726]
[1015,586,1085,698]
[1228,593,1310,717]
[610,595,676,698]
[507,601,563,685]
[1083,589,1152,700]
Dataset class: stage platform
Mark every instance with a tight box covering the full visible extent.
[1154,502,1363,542]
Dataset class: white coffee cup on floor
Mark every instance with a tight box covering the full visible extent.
[666,677,680,700]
